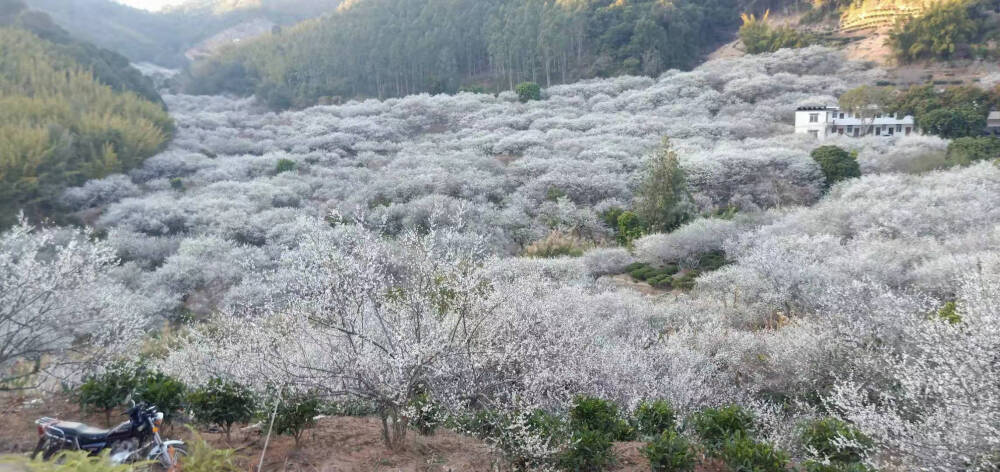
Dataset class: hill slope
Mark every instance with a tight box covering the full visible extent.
[23,0,340,67]
[0,0,173,226]
[186,0,793,108]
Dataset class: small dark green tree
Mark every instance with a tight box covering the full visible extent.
[275,158,296,174]
[946,136,1000,166]
[920,106,987,139]
[616,210,645,245]
[691,405,755,451]
[559,428,616,472]
[636,137,692,233]
[811,145,861,187]
[135,372,186,425]
[170,178,184,191]
[274,392,322,447]
[515,82,541,103]
[568,395,635,441]
[799,417,873,465]
[187,379,256,442]
[77,362,140,426]
[641,430,696,472]
[719,434,788,472]
[635,399,677,437]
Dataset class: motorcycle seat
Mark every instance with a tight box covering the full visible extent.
[52,421,111,444]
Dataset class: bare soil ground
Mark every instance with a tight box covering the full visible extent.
[0,393,684,471]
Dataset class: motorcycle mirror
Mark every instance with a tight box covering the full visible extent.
[125,393,135,408]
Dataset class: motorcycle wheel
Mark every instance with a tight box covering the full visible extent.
[152,444,187,471]
[31,437,61,461]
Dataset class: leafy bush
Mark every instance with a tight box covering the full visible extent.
[515,82,541,103]
[888,0,986,63]
[691,405,755,450]
[275,158,296,174]
[696,250,727,271]
[636,138,693,233]
[641,430,696,472]
[1,450,149,471]
[187,378,256,442]
[568,395,635,441]
[134,372,185,424]
[740,11,814,54]
[559,428,616,472]
[802,461,874,472]
[522,231,588,258]
[178,426,242,472]
[274,392,322,446]
[635,399,677,437]
[409,389,441,436]
[811,146,860,186]
[614,211,643,246]
[946,136,1000,166]
[719,434,788,472]
[920,106,987,139]
[77,362,139,426]
[799,417,873,464]
[170,177,184,191]
[937,301,961,324]
[673,270,699,291]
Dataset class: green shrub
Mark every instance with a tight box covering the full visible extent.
[1,450,150,471]
[691,405,755,450]
[719,434,788,472]
[802,461,874,472]
[800,417,873,464]
[179,426,242,472]
[673,271,699,290]
[624,262,648,273]
[274,392,322,446]
[811,145,860,186]
[648,275,673,289]
[740,11,814,54]
[920,106,988,139]
[187,378,256,442]
[641,430,696,472]
[77,362,140,426]
[409,389,441,436]
[135,372,185,425]
[515,81,541,102]
[946,136,1000,166]
[275,158,296,173]
[635,400,677,437]
[697,250,727,271]
[617,210,646,245]
[630,266,657,281]
[568,395,635,441]
[559,428,615,472]
[170,177,184,191]
[937,301,961,324]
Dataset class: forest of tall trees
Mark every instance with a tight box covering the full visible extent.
[187,0,802,108]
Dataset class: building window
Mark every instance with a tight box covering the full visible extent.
[838,128,844,135]
[905,127,911,136]
[854,128,860,137]
[809,130,819,138]
[887,127,894,136]
[875,127,881,136]
[896,124,902,132]
[809,113,819,123]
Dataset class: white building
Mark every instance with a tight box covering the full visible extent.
[795,105,917,139]
[988,111,1000,136]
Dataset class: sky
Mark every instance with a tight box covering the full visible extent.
[114,0,187,11]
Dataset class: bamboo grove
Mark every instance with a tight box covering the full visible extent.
[0,25,173,226]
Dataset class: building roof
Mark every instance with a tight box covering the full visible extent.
[797,105,838,111]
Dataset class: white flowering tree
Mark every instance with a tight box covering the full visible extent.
[0,220,144,389]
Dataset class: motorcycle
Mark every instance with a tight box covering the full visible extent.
[32,399,185,470]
